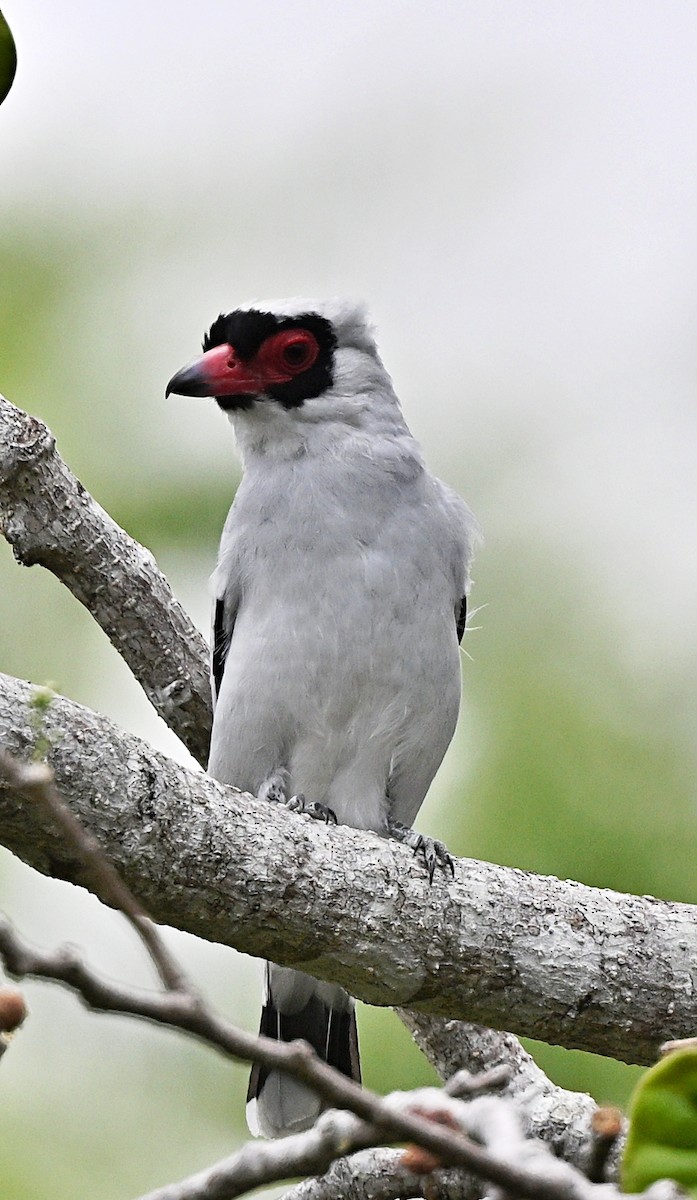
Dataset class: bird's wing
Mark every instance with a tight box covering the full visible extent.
[211,594,236,706]
[434,478,480,647]
[456,595,467,644]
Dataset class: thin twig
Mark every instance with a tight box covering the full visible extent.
[135,1110,377,1200]
[0,910,619,1200]
[586,1108,625,1184]
[0,750,187,992]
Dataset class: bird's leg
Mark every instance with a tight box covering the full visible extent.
[256,771,337,825]
[387,817,455,884]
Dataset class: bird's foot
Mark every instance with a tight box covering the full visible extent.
[256,773,337,824]
[288,793,337,824]
[387,817,455,884]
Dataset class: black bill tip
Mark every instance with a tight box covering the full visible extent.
[165,360,213,399]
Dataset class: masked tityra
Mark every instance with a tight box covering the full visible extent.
[166,298,479,1139]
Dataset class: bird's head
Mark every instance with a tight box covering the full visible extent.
[166,298,386,406]
[165,300,410,463]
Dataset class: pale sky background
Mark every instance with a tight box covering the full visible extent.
[2,3,697,1194]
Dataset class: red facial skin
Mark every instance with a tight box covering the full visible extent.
[166,328,320,398]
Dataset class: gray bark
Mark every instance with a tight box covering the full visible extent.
[0,395,211,766]
[1,670,695,1066]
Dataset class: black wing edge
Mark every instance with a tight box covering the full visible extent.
[212,597,234,704]
[456,596,467,645]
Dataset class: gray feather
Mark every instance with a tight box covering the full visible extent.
[202,298,479,1137]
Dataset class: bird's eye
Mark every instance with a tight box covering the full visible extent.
[257,328,321,380]
[280,336,315,370]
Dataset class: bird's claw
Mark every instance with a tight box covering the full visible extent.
[258,776,337,824]
[387,817,455,884]
[413,834,455,884]
[288,794,337,824]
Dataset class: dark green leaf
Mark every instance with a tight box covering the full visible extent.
[0,10,17,106]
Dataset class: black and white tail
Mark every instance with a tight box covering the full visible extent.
[246,963,361,1138]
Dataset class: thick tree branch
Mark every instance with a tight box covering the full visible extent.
[1,670,695,1066]
[0,394,211,765]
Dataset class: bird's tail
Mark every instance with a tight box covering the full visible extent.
[246,962,360,1138]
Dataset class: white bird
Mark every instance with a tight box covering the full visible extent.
[166,298,479,1138]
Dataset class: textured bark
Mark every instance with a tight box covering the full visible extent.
[400,1014,611,1171]
[0,395,211,766]
[1,670,696,1067]
[283,1150,481,1200]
